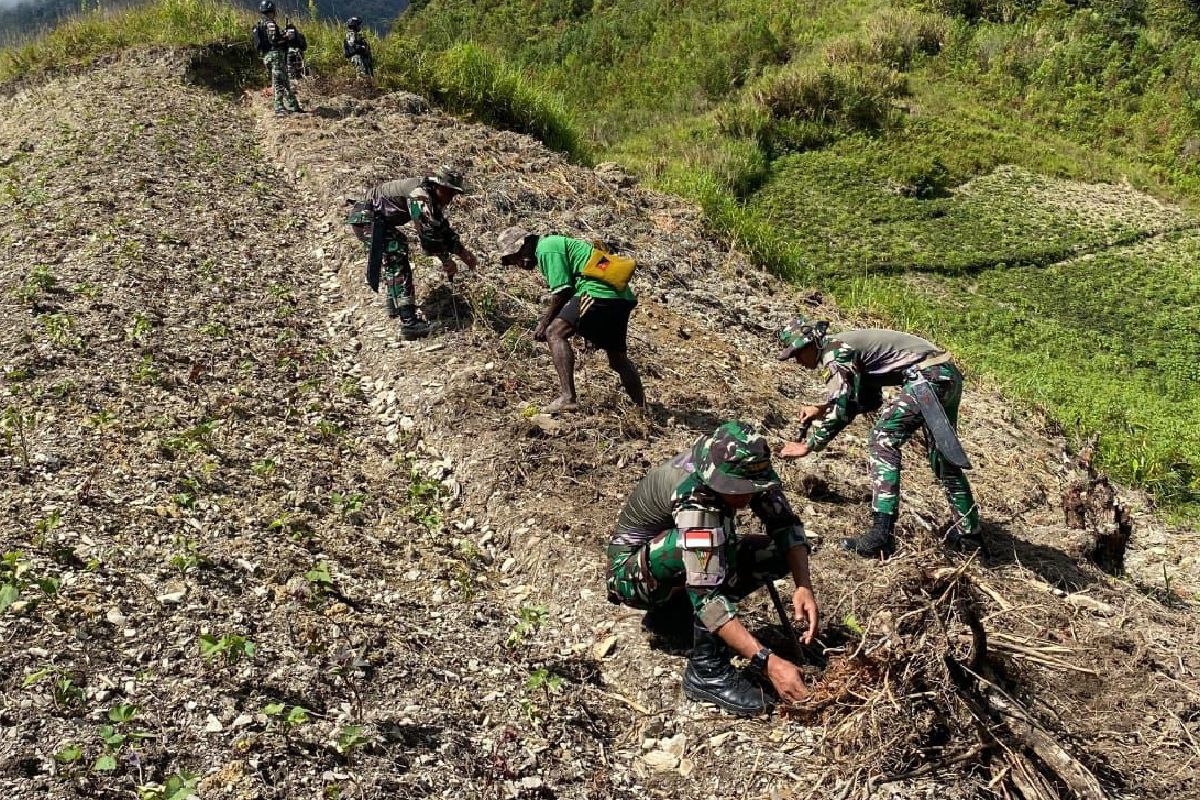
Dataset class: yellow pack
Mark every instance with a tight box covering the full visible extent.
[581,244,637,293]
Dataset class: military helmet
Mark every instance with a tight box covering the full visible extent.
[429,165,466,194]
[691,421,781,495]
[259,0,275,13]
[776,316,829,360]
[347,16,363,30]
[497,226,532,260]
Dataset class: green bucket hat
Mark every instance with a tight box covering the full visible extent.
[691,421,781,495]
[776,316,829,360]
[430,165,467,194]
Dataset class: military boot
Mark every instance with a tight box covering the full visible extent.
[395,305,434,340]
[841,512,897,559]
[385,296,402,319]
[682,625,771,716]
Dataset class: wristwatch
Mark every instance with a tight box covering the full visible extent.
[750,646,772,675]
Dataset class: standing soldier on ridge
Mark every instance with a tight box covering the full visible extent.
[346,167,478,339]
[606,421,818,715]
[497,227,645,413]
[252,1,303,115]
[776,317,982,558]
[343,17,374,78]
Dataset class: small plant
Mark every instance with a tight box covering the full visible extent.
[312,419,344,440]
[39,312,78,348]
[131,355,161,385]
[328,491,366,519]
[335,725,370,762]
[406,467,442,529]
[263,702,310,751]
[1,405,36,470]
[199,322,229,338]
[252,458,277,477]
[506,603,548,648]
[198,633,255,664]
[125,313,152,343]
[520,667,565,726]
[304,561,334,596]
[34,510,62,535]
[137,771,197,800]
[0,551,55,614]
[87,409,118,431]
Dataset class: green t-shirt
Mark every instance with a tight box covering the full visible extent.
[535,235,636,302]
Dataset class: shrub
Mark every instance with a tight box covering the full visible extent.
[753,63,908,132]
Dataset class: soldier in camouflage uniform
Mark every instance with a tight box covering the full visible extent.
[253,1,302,116]
[346,166,478,339]
[776,317,981,558]
[343,17,374,78]
[607,421,818,715]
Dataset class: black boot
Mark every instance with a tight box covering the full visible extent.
[841,512,897,558]
[682,625,771,716]
[385,296,402,319]
[396,306,434,339]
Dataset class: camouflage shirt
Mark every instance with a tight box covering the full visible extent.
[365,177,462,256]
[807,329,943,451]
[614,450,807,629]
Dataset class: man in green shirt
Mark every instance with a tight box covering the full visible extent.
[497,227,645,413]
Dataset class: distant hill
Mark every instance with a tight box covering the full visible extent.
[0,0,409,43]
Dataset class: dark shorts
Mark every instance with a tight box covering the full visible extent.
[558,294,634,353]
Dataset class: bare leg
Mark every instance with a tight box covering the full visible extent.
[606,350,645,407]
[545,318,579,411]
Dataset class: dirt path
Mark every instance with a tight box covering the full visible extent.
[0,51,1197,800]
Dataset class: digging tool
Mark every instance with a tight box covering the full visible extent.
[905,368,972,469]
[448,274,461,329]
[764,579,805,661]
[366,214,386,293]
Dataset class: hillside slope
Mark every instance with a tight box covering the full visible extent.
[0,51,1198,799]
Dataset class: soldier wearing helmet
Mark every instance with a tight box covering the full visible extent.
[343,17,374,78]
[606,421,818,716]
[346,167,478,339]
[252,0,303,115]
[776,317,982,558]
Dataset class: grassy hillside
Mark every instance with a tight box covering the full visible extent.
[387,0,1200,516]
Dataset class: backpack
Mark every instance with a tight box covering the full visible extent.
[582,242,637,292]
[252,21,271,54]
[287,26,307,53]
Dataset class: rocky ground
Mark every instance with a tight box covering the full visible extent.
[1,49,1198,800]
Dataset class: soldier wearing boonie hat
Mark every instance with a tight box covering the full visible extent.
[776,316,982,558]
[605,420,819,715]
[345,166,478,339]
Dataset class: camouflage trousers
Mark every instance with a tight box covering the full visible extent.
[350,222,416,311]
[351,53,374,77]
[606,532,788,614]
[263,51,300,112]
[869,362,980,536]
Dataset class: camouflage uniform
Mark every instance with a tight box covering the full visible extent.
[781,321,980,536]
[257,15,301,113]
[344,30,374,77]
[346,174,464,321]
[607,422,809,631]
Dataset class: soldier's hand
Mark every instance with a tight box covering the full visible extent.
[460,249,478,270]
[792,586,818,645]
[441,258,458,280]
[799,404,824,424]
[779,441,809,459]
[533,323,548,343]
[766,655,808,703]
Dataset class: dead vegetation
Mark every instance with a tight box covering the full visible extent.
[0,50,1197,800]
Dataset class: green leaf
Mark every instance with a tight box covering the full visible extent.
[36,577,59,596]
[0,583,20,612]
[127,731,156,740]
[22,666,52,687]
[285,706,309,726]
[197,634,221,658]
[93,754,118,772]
[108,703,138,723]
[262,702,285,716]
[241,641,256,658]
[54,744,82,763]
[98,724,125,747]
[162,771,198,800]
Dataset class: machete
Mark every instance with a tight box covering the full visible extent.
[907,370,973,470]
[365,214,386,293]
